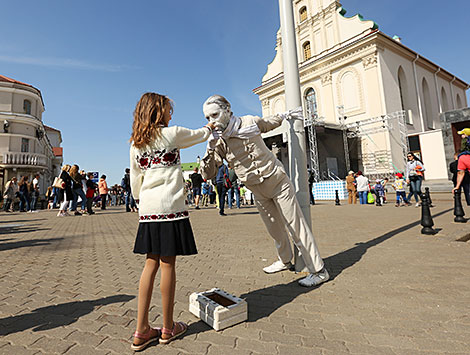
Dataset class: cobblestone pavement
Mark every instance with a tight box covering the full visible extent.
[0,196,469,355]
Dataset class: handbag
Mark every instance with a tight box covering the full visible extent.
[367,191,375,204]
[223,173,232,189]
[53,176,65,189]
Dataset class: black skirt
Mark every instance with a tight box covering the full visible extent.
[133,218,198,256]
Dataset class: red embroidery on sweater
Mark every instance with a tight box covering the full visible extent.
[136,148,180,170]
[139,210,189,221]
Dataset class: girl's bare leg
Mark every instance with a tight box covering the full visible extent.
[134,253,160,344]
[159,255,179,338]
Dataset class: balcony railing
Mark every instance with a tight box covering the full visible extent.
[1,152,49,167]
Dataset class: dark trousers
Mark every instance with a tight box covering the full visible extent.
[216,183,227,215]
[86,197,94,214]
[101,194,107,209]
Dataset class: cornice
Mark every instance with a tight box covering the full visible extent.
[255,36,380,98]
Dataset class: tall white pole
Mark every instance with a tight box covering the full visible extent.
[278,0,311,272]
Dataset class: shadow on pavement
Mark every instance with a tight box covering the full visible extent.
[241,207,453,322]
[0,236,63,251]
[0,218,46,223]
[0,294,135,335]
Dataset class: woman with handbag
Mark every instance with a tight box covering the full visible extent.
[3,177,18,212]
[405,152,425,207]
[57,165,73,217]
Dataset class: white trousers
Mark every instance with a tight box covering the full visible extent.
[249,168,324,273]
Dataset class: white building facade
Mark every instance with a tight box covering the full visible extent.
[253,0,469,181]
[0,75,63,197]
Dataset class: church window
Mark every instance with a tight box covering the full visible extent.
[341,72,359,111]
[305,88,318,118]
[397,67,412,124]
[456,94,463,109]
[422,78,434,129]
[303,42,311,61]
[300,7,307,22]
[23,99,31,114]
[441,87,449,112]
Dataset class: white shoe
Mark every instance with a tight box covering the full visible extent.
[298,268,330,287]
[263,260,292,274]
[415,203,420,208]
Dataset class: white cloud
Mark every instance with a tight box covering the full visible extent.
[0,54,132,72]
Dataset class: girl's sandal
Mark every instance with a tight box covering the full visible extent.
[159,321,188,344]
[131,327,161,352]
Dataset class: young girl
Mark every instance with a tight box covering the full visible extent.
[129,92,214,351]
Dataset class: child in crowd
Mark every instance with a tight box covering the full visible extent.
[129,92,214,351]
[374,179,385,206]
[201,179,210,207]
[381,178,389,203]
[393,173,409,207]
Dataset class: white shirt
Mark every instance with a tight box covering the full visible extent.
[355,175,369,192]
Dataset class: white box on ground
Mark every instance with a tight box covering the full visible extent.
[189,288,247,331]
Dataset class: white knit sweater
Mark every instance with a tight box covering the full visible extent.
[130,126,211,222]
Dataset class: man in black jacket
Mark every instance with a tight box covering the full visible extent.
[122,168,137,212]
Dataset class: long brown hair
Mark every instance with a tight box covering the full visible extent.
[69,164,80,181]
[130,92,173,148]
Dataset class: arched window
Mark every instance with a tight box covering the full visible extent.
[422,78,434,129]
[456,94,463,109]
[397,67,411,123]
[341,72,359,111]
[23,99,31,114]
[300,6,307,22]
[441,87,450,112]
[305,88,318,118]
[303,42,311,61]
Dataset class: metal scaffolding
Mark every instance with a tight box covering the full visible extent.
[345,110,410,179]
[303,106,323,183]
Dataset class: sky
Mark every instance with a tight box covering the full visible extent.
[1,0,469,185]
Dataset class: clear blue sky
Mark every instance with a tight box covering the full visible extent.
[1,0,469,185]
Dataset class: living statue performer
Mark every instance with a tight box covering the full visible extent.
[199,95,329,287]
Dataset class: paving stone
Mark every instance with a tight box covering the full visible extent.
[235,338,278,354]
[64,330,108,347]
[95,337,131,354]
[0,343,42,355]
[345,342,396,355]
[28,336,76,354]
[196,331,236,347]
[277,344,323,355]
[63,344,112,355]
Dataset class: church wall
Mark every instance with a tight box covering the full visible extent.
[379,47,421,133]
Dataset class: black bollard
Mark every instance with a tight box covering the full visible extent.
[335,190,340,206]
[420,193,436,235]
[425,187,434,207]
[453,189,467,223]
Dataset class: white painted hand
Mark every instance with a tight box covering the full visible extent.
[278,106,303,121]
[288,106,304,120]
[207,131,222,150]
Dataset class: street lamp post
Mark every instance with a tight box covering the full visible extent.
[278,0,311,272]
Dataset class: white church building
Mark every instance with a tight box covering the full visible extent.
[253,0,469,182]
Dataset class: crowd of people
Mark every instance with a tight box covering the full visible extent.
[343,128,470,208]
[185,165,254,215]
[2,167,139,215]
[345,152,426,207]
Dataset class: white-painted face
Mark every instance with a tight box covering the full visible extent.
[203,95,232,131]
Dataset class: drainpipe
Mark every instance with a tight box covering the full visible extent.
[434,67,442,113]
[412,54,425,133]
[450,77,456,109]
